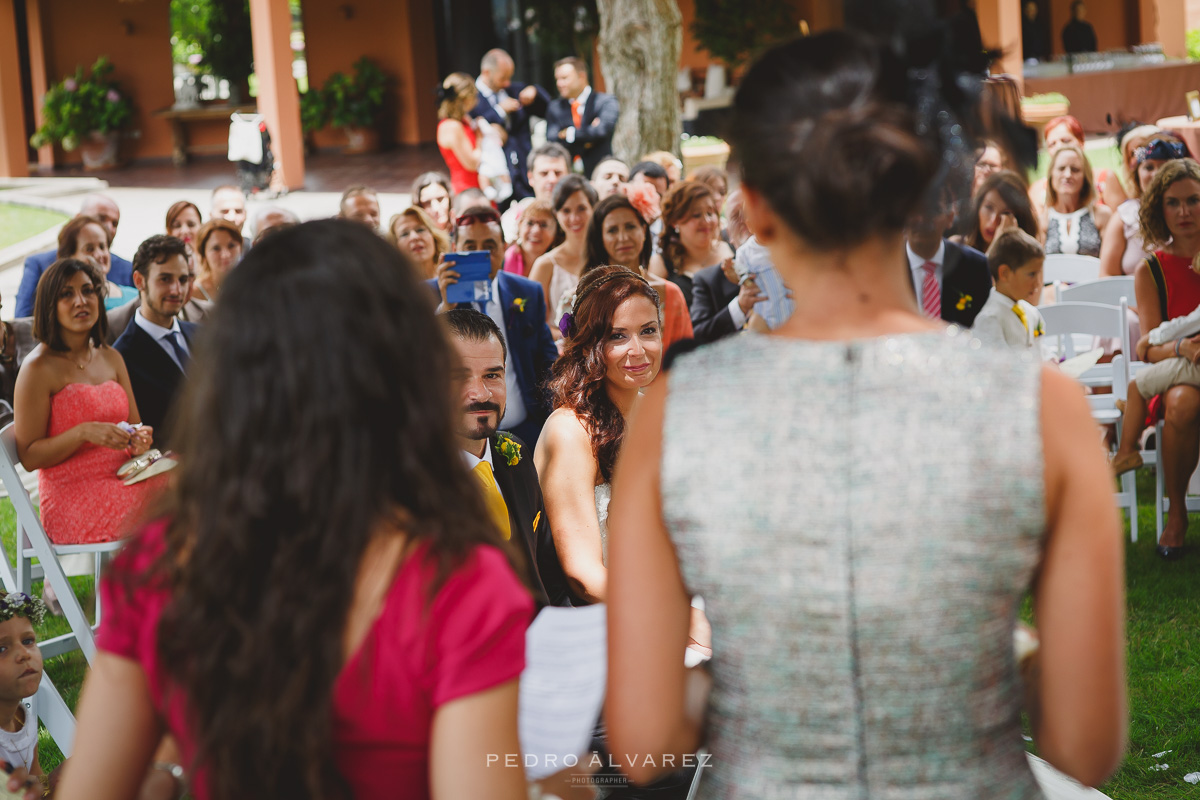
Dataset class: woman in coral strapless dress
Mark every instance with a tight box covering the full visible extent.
[13,258,158,545]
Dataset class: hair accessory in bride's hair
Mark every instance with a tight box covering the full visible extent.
[558,311,575,339]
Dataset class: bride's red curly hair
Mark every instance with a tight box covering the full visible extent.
[548,265,660,481]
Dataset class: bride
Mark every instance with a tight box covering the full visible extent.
[534,266,663,605]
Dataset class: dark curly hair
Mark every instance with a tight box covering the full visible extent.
[548,265,660,481]
[585,194,652,273]
[1139,158,1200,249]
[123,220,521,799]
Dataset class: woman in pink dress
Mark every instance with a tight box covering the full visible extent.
[52,221,533,800]
[13,258,156,546]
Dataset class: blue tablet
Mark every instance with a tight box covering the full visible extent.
[446,251,493,305]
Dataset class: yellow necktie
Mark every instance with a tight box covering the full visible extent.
[472,460,511,540]
[1012,302,1029,332]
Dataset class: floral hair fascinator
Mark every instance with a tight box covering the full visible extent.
[625,181,661,223]
[1135,138,1187,165]
[435,83,459,104]
[0,593,47,627]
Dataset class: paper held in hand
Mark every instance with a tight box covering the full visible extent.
[518,604,607,781]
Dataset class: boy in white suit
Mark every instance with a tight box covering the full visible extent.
[971,229,1045,350]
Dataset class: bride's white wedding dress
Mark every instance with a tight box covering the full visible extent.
[595,483,611,566]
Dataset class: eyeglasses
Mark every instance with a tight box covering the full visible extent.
[455,211,501,228]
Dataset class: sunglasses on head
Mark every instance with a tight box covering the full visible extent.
[455,211,501,228]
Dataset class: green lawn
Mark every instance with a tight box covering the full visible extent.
[0,204,67,252]
[1,476,1195,792]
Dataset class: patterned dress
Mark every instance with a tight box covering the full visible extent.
[39,380,161,545]
[661,328,1047,799]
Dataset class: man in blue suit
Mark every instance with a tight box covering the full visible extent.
[431,205,558,449]
[472,49,550,203]
[15,194,135,317]
[545,56,619,178]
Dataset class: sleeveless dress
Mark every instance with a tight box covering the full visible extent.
[0,706,36,774]
[38,381,162,545]
[437,118,481,194]
[595,483,611,565]
[1116,200,1147,275]
[548,257,580,326]
[661,329,1048,799]
[1044,207,1101,257]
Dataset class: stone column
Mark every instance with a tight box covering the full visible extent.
[25,0,53,169]
[0,0,29,178]
[977,0,1025,86]
[248,0,305,189]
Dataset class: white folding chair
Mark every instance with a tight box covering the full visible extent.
[1151,415,1200,543]
[1109,355,1140,542]
[1043,253,1101,286]
[1039,299,1130,390]
[0,423,121,664]
[1057,276,1136,307]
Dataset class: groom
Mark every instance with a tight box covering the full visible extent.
[443,308,571,608]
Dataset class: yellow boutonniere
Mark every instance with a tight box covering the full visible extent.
[512,297,527,313]
[956,293,973,311]
[497,433,522,466]
[533,511,541,531]
[1033,319,1045,338]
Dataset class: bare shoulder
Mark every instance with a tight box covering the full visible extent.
[542,407,592,449]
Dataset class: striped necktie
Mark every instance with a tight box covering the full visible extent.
[921,261,941,319]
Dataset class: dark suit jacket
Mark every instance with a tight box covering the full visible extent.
[105,297,140,344]
[428,271,559,441]
[544,88,619,177]
[907,240,992,328]
[489,433,571,607]
[689,263,741,345]
[112,319,198,447]
[16,249,134,318]
[472,81,550,201]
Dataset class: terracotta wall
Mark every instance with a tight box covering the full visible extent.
[303,0,439,149]
[35,0,182,164]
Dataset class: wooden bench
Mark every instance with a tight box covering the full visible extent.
[154,104,256,165]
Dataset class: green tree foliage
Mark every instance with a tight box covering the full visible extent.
[690,0,796,68]
[523,0,599,64]
[170,0,253,87]
[323,58,387,129]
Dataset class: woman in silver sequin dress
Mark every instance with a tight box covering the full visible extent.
[604,27,1126,800]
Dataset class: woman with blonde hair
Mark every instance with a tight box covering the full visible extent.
[387,206,449,281]
[1100,130,1187,276]
[1041,143,1111,257]
[436,73,482,194]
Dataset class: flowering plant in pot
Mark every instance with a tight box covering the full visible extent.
[30,57,134,169]
[323,57,388,154]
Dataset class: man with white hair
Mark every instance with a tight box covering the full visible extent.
[15,194,134,317]
[472,48,549,203]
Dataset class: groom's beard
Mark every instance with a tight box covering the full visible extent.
[463,401,502,439]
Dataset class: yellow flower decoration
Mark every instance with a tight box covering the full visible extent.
[512,297,527,313]
[497,433,522,466]
[956,293,973,311]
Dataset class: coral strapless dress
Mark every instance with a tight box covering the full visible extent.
[38,381,162,545]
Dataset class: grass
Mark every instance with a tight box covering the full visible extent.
[0,473,1193,792]
[0,204,68,252]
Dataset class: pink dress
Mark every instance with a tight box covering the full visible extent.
[98,523,533,800]
[38,381,160,545]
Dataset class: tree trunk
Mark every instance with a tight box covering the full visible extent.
[595,0,683,165]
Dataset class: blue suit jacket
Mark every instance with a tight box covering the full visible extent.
[15,249,135,318]
[472,81,550,201]
[429,271,558,429]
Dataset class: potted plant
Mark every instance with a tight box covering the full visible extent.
[30,57,134,170]
[323,57,387,154]
[680,133,730,175]
[299,90,327,154]
[1021,92,1071,142]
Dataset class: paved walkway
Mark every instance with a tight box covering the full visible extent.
[0,149,447,320]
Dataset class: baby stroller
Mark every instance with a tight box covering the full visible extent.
[228,112,276,194]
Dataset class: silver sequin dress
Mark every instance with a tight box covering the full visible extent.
[662,329,1046,800]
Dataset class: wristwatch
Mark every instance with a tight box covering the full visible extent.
[151,762,186,798]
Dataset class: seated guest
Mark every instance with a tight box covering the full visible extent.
[0,591,48,788]
[690,257,763,344]
[337,185,381,231]
[591,157,629,200]
[1100,132,1185,277]
[503,199,559,277]
[534,266,662,604]
[113,236,198,444]
[1041,144,1111,257]
[57,216,140,311]
[690,166,729,216]
[501,143,572,242]
[954,170,1040,254]
[529,175,598,333]
[209,184,248,234]
[649,181,733,309]
[451,187,490,223]
[908,188,993,327]
[13,258,157,545]
[387,207,449,281]
[972,140,1008,195]
[971,229,1046,349]
[412,171,454,232]
[165,200,203,253]
[104,296,139,344]
[433,206,558,447]
[15,194,133,317]
[250,205,301,245]
[443,308,571,607]
[584,194,693,350]
[192,219,243,303]
[55,221,533,800]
